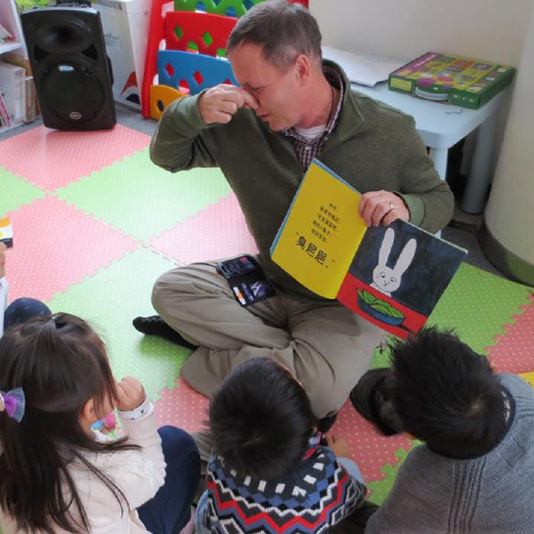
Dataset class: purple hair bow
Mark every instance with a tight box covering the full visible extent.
[0,388,25,423]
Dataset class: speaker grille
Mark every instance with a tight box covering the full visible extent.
[22,7,116,130]
[41,64,104,122]
[35,20,92,54]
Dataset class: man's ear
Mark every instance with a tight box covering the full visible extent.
[81,398,99,424]
[294,54,311,84]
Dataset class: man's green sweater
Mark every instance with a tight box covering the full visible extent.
[150,62,454,300]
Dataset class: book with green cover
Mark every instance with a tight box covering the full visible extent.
[388,52,515,109]
[270,159,467,338]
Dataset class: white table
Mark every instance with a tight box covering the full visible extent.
[352,82,509,213]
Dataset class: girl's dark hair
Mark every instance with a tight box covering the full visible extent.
[209,358,317,480]
[387,328,508,458]
[0,313,136,534]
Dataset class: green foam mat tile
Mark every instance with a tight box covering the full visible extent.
[371,263,532,368]
[0,167,45,215]
[428,263,532,354]
[46,247,190,400]
[371,342,393,369]
[55,149,232,242]
[367,442,419,505]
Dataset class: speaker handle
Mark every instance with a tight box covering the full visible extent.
[56,0,93,6]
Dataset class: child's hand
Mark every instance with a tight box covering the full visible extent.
[117,376,146,412]
[325,435,351,458]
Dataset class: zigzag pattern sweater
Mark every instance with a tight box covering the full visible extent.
[203,435,366,534]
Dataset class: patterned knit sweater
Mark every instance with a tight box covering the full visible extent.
[203,435,366,534]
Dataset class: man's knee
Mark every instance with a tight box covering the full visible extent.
[151,268,195,315]
[151,270,174,313]
[308,386,348,419]
[301,366,366,418]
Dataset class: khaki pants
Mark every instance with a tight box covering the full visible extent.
[152,258,385,419]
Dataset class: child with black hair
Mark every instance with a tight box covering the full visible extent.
[196,357,368,534]
[0,313,200,534]
[352,328,534,534]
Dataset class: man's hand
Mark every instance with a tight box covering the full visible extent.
[117,376,146,412]
[359,191,410,227]
[198,84,258,125]
[0,242,6,279]
[325,435,351,458]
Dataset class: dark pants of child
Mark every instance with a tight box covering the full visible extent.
[4,297,51,330]
[138,426,201,534]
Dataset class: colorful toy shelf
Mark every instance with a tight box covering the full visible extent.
[142,0,308,119]
[158,49,237,95]
[174,0,267,18]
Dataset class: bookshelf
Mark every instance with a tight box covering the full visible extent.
[0,0,29,133]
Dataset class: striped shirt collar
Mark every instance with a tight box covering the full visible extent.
[281,66,344,170]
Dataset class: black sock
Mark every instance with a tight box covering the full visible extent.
[132,315,198,350]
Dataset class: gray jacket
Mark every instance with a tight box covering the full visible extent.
[366,373,534,534]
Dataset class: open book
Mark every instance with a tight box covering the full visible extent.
[0,218,13,248]
[270,160,466,339]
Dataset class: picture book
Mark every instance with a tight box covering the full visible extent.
[270,160,467,339]
[0,218,13,248]
[388,52,515,110]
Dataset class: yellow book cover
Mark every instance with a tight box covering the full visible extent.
[520,372,534,388]
[270,160,367,299]
[271,159,467,339]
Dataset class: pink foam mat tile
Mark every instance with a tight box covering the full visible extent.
[150,193,258,264]
[487,294,534,374]
[332,398,413,483]
[5,196,140,302]
[0,125,150,191]
[155,377,209,434]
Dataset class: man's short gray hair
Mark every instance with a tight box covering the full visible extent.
[227,1,322,71]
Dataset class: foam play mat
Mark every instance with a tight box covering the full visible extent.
[2,124,534,508]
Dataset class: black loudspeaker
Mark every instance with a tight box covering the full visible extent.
[21,7,116,131]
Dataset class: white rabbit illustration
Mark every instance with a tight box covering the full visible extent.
[370,227,417,297]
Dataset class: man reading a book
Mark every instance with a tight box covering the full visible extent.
[134,1,454,432]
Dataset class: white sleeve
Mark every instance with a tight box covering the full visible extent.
[112,409,167,509]
[0,277,8,339]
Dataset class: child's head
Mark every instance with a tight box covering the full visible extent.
[209,358,317,480]
[0,313,125,534]
[387,328,508,458]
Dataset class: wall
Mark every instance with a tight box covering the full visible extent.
[484,0,534,273]
[311,0,532,67]
[311,0,534,201]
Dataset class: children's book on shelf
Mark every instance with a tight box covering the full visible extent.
[0,92,11,128]
[270,160,467,339]
[0,23,13,45]
[0,61,26,123]
[388,52,515,110]
[1,53,37,123]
